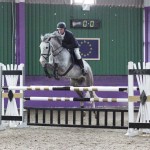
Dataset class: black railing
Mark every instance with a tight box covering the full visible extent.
[25,107,133,129]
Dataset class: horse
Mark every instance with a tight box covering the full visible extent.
[39,32,98,111]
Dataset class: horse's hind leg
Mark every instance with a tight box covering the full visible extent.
[84,67,98,118]
[70,78,85,115]
[70,78,84,97]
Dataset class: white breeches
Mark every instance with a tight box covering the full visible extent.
[74,48,81,59]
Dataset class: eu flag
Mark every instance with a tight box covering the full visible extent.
[77,38,100,60]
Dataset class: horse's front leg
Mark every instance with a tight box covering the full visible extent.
[53,63,60,80]
[44,63,54,78]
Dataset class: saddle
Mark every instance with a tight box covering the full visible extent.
[70,50,79,65]
[57,50,76,76]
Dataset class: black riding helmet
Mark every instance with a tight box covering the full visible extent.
[57,22,66,29]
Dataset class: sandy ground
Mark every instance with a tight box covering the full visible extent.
[0,126,150,150]
[0,110,150,150]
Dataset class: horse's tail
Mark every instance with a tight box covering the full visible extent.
[85,63,94,86]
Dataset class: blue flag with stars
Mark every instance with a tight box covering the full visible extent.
[77,38,100,60]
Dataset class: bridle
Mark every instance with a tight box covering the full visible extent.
[40,39,63,61]
[49,37,63,57]
[40,37,74,77]
[40,42,52,61]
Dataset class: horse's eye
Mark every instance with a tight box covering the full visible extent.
[46,47,48,49]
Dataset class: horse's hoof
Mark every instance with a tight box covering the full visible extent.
[95,114,97,119]
[83,111,86,117]
[54,76,60,80]
[93,111,97,119]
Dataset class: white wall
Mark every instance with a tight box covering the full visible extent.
[144,0,150,7]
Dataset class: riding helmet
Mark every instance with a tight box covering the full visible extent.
[57,22,66,29]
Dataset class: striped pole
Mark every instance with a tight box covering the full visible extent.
[3,86,139,92]
[24,97,129,102]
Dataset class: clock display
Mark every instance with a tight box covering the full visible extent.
[70,19,100,29]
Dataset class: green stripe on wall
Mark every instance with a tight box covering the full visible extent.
[0,2,13,64]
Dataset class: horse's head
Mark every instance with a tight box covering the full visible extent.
[39,32,63,67]
[39,34,52,67]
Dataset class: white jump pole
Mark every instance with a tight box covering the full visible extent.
[24,97,128,102]
[126,61,135,136]
[18,64,25,125]
[0,63,6,130]
[126,62,150,136]
[0,63,25,128]
[3,86,139,92]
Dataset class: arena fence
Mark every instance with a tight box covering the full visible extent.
[25,107,139,129]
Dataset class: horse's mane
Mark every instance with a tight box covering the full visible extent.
[41,31,62,44]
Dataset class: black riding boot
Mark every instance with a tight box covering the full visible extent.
[78,59,86,76]
[54,63,60,80]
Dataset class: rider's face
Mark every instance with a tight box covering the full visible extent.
[58,28,65,35]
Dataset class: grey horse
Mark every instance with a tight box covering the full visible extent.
[39,32,98,109]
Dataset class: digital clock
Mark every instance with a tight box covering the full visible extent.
[70,19,100,29]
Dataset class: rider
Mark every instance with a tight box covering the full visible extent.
[56,22,86,76]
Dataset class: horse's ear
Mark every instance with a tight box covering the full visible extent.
[41,35,44,41]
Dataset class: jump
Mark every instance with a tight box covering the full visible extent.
[39,23,98,108]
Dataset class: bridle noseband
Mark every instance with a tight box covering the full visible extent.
[40,42,52,61]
